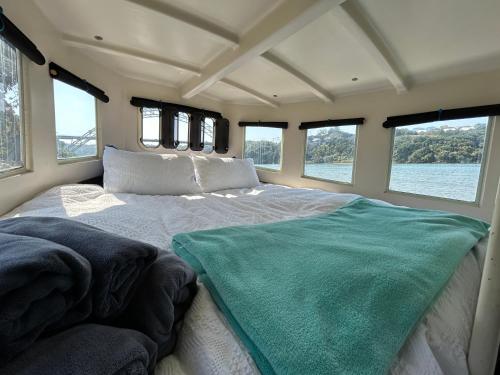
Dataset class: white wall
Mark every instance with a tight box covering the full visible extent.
[223,70,500,221]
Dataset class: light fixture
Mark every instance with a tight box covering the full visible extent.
[94,35,103,41]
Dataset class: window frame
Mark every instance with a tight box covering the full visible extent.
[201,116,215,154]
[139,107,161,149]
[385,116,493,205]
[0,48,29,179]
[301,124,360,186]
[242,126,284,172]
[175,111,190,151]
[53,80,100,164]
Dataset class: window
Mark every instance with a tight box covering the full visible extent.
[175,112,189,151]
[202,117,214,153]
[388,117,491,202]
[53,80,97,160]
[243,127,282,170]
[304,125,358,184]
[0,38,24,175]
[140,108,160,148]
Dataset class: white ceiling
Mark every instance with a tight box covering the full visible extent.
[33,0,500,106]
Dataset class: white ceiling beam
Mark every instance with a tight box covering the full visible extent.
[124,0,239,46]
[221,79,279,108]
[181,0,344,99]
[262,52,334,102]
[62,35,201,75]
[331,2,408,93]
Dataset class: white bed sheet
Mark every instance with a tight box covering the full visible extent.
[4,183,487,375]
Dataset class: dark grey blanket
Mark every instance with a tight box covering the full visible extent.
[0,217,158,319]
[118,252,198,360]
[0,324,158,375]
[0,233,92,365]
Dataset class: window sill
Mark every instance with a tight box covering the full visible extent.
[301,174,354,186]
[385,189,481,207]
[57,156,100,165]
[255,166,282,173]
[0,167,32,180]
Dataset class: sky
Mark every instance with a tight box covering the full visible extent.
[401,117,488,131]
[245,126,283,142]
[53,80,96,137]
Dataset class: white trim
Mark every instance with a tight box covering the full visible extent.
[220,79,279,108]
[181,0,344,99]
[62,35,201,75]
[124,0,239,46]
[469,177,500,375]
[331,2,408,93]
[262,52,334,103]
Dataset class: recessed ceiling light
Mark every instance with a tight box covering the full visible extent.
[351,77,358,81]
[273,94,278,98]
[94,35,103,41]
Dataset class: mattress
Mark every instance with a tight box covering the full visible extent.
[5,183,487,375]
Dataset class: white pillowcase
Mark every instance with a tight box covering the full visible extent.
[192,156,260,192]
[103,147,201,195]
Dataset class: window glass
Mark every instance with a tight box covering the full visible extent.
[0,38,24,174]
[389,117,490,202]
[304,125,357,184]
[176,112,189,151]
[54,80,97,160]
[202,117,214,153]
[141,108,160,148]
[244,127,282,170]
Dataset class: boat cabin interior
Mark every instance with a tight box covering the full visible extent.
[0,0,499,374]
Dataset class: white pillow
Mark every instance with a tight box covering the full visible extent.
[103,147,201,195]
[192,156,260,192]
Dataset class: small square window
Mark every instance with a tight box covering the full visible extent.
[54,80,97,160]
[303,125,358,184]
[243,127,282,171]
[388,117,490,202]
[141,108,160,148]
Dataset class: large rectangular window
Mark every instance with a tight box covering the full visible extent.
[388,117,490,202]
[140,108,160,148]
[202,117,214,153]
[243,127,282,170]
[303,125,358,184]
[175,112,189,151]
[54,80,97,160]
[0,38,24,175]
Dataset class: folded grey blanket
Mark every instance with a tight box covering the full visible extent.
[0,233,92,366]
[0,217,158,319]
[118,252,198,360]
[0,324,158,375]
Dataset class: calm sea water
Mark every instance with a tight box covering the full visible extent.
[256,163,482,202]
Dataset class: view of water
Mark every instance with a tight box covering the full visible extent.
[255,163,482,202]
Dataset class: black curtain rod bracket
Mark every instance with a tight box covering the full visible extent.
[49,62,109,103]
[130,96,222,119]
[0,7,45,65]
[238,121,288,129]
[299,117,364,130]
[383,104,500,128]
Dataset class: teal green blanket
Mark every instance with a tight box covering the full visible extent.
[172,198,489,375]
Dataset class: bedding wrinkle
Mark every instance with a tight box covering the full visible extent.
[3,183,488,375]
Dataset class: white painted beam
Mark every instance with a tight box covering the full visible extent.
[221,79,279,108]
[181,0,344,99]
[62,35,201,75]
[331,2,408,93]
[124,0,239,46]
[262,52,334,102]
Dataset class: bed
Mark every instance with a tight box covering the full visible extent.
[4,183,487,375]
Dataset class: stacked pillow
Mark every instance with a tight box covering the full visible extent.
[103,146,261,195]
